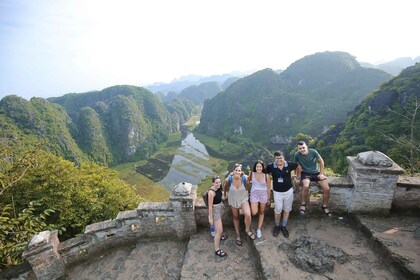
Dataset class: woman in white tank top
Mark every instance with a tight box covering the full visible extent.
[249,160,271,239]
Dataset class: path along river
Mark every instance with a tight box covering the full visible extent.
[157,131,214,191]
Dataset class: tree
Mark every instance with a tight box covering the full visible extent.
[0,147,141,270]
[382,97,419,174]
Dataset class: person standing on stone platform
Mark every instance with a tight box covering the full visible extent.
[224,164,255,246]
[208,175,228,257]
[248,160,271,239]
[266,151,298,238]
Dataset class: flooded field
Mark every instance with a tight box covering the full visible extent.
[135,131,222,192]
[157,131,213,191]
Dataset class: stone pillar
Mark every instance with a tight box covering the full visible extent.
[347,151,404,214]
[22,230,66,280]
[170,182,197,239]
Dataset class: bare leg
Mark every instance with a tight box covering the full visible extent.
[301,179,310,205]
[231,207,240,236]
[258,203,266,230]
[250,202,259,216]
[241,202,252,232]
[318,179,330,206]
[214,218,223,251]
[300,179,310,214]
[282,211,290,224]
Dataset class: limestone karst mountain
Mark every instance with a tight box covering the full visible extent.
[0,85,195,165]
[197,51,392,145]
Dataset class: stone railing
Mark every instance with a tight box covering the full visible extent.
[21,151,419,279]
[22,182,197,280]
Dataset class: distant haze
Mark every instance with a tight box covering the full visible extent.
[0,0,419,100]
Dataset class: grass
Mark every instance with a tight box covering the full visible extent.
[113,162,170,202]
[193,132,224,152]
[112,132,182,201]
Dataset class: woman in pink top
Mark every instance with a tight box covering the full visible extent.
[249,160,271,239]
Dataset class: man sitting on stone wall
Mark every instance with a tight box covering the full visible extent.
[294,141,332,217]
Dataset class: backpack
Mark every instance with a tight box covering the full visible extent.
[226,175,247,191]
[202,189,215,207]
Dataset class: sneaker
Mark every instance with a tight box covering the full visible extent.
[273,226,280,237]
[256,229,262,239]
[281,226,289,238]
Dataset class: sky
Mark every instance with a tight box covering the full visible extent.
[0,0,419,100]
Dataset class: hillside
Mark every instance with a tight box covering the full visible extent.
[197,51,391,144]
[0,95,87,163]
[0,85,195,166]
[316,63,420,173]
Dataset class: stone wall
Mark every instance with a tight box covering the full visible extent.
[393,176,420,211]
[21,151,419,280]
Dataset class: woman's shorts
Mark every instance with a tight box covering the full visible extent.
[250,189,268,204]
[212,202,224,222]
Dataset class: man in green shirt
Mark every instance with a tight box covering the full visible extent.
[293,141,332,217]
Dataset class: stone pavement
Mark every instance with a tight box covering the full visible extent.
[252,212,419,280]
[3,213,419,280]
[64,212,418,280]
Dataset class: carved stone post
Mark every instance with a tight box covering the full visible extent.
[22,230,65,280]
[170,182,197,239]
[347,151,404,214]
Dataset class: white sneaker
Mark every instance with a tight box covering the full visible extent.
[256,229,262,239]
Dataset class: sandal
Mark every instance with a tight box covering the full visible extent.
[215,249,227,257]
[221,234,228,240]
[235,236,242,246]
[321,205,332,217]
[246,231,256,240]
[299,204,306,215]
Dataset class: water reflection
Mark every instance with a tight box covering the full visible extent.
[158,131,212,191]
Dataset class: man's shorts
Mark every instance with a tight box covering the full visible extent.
[301,171,322,182]
[273,188,293,214]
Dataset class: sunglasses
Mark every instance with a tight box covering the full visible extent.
[212,175,220,182]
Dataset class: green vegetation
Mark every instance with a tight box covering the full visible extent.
[198,51,391,146]
[0,86,196,167]
[0,147,140,270]
[314,63,420,174]
[0,95,87,164]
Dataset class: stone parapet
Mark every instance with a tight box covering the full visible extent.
[393,176,420,212]
[22,230,65,280]
[170,182,197,239]
[347,151,405,214]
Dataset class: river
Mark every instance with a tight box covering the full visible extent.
[157,131,214,191]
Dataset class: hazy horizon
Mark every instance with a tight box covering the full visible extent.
[1,0,419,100]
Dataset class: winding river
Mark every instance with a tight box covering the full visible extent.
[157,131,213,191]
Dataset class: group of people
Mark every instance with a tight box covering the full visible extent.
[207,141,332,258]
